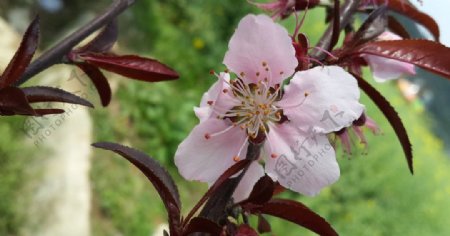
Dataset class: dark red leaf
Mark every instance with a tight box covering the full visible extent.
[183,217,222,236]
[0,87,35,116]
[76,63,111,106]
[353,73,413,173]
[183,160,251,228]
[80,53,179,82]
[77,20,118,53]
[0,16,39,88]
[239,175,274,206]
[257,215,271,234]
[33,108,65,115]
[351,39,450,80]
[246,199,338,236]
[22,86,94,108]
[387,16,410,39]
[236,224,258,236]
[92,142,181,220]
[373,0,439,41]
[350,6,387,48]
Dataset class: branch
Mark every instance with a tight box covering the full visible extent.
[15,0,136,86]
[312,0,362,60]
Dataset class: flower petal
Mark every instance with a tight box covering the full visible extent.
[363,54,416,82]
[194,73,238,122]
[277,66,364,133]
[232,161,265,202]
[175,118,248,183]
[223,14,297,85]
[264,122,340,196]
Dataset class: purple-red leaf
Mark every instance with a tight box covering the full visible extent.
[353,73,413,174]
[77,20,118,53]
[22,86,94,108]
[246,199,338,236]
[0,87,35,116]
[240,175,274,206]
[80,53,179,82]
[352,39,450,79]
[236,224,259,236]
[92,142,181,216]
[33,108,65,115]
[350,6,387,47]
[182,217,222,236]
[257,215,271,234]
[0,16,39,88]
[183,160,251,229]
[373,0,439,41]
[76,63,111,106]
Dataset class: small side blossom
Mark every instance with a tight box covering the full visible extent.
[334,113,380,155]
[175,14,364,200]
[362,32,416,82]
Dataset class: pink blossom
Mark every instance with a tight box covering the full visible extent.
[362,31,416,82]
[175,14,364,200]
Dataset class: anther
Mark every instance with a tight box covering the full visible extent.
[240,72,245,77]
[256,72,260,77]
[207,100,214,105]
[209,69,215,75]
[271,153,278,159]
[262,61,267,67]
[279,71,284,75]
[223,89,228,93]
[265,67,269,71]
[204,133,211,140]
[304,92,309,97]
[233,156,240,162]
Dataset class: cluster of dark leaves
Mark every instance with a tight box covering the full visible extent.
[0,17,93,116]
[335,0,450,174]
[0,16,178,116]
[93,142,339,236]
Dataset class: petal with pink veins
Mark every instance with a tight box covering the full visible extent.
[194,73,238,122]
[264,122,340,196]
[277,66,364,133]
[232,161,265,203]
[175,118,248,183]
[223,14,297,86]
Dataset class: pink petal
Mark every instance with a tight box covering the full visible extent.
[277,66,364,133]
[264,122,340,196]
[194,73,238,122]
[232,161,265,202]
[223,14,297,86]
[175,119,248,183]
[363,54,416,82]
[377,31,402,41]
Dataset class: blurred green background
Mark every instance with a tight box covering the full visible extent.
[1,0,450,235]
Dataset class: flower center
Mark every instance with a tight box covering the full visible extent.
[218,78,282,140]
